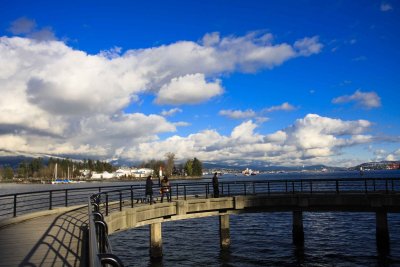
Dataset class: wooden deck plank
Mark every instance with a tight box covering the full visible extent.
[0,207,88,267]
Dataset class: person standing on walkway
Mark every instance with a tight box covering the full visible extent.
[212,172,219,198]
[145,175,154,204]
[160,175,171,202]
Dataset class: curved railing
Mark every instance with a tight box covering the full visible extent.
[1,177,400,219]
[1,177,400,267]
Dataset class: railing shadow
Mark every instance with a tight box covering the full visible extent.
[18,207,88,267]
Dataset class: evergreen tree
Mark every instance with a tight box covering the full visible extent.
[192,158,203,176]
[184,159,193,176]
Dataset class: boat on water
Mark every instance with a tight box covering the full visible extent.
[51,163,85,184]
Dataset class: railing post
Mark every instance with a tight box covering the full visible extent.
[292,181,295,194]
[119,191,122,211]
[285,181,288,193]
[373,179,376,191]
[130,186,134,208]
[244,183,247,195]
[336,180,339,194]
[365,179,368,194]
[13,194,17,217]
[105,193,109,216]
[206,184,209,199]
[268,182,270,195]
[300,180,303,192]
[228,184,230,196]
[310,181,313,194]
[385,179,389,193]
[176,184,179,200]
[184,185,187,200]
[49,191,52,210]
[221,183,224,196]
[253,182,256,195]
[65,189,68,207]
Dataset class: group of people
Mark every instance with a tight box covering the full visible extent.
[145,175,171,204]
[144,172,221,205]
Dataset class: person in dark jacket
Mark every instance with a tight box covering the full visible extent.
[160,175,171,203]
[212,172,219,198]
[145,175,154,204]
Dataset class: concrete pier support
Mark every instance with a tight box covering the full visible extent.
[219,214,230,249]
[292,210,304,246]
[149,222,163,258]
[376,210,390,251]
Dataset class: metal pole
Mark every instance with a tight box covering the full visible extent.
[49,191,52,210]
[65,189,68,207]
[106,193,109,216]
[119,191,122,211]
[13,194,17,217]
[184,185,187,200]
[130,187,134,208]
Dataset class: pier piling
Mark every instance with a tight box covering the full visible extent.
[219,214,231,249]
[150,222,163,258]
[376,210,390,252]
[292,210,304,246]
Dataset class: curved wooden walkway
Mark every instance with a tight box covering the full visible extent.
[0,207,88,267]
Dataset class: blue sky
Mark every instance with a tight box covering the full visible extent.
[0,0,399,167]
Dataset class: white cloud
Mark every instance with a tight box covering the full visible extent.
[381,3,393,11]
[0,30,323,159]
[155,73,223,105]
[264,102,297,112]
[332,90,381,109]
[120,114,375,166]
[219,109,256,119]
[161,108,182,117]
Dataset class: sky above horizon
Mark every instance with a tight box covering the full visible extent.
[0,0,399,167]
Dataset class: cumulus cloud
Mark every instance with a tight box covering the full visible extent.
[120,114,374,166]
[332,90,381,109]
[0,29,323,159]
[155,73,223,105]
[264,102,297,112]
[8,17,56,41]
[381,3,393,11]
[161,108,182,117]
[219,109,256,119]
[8,17,36,35]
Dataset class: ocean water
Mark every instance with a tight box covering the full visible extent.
[109,170,400,267]
[109,212,400,267]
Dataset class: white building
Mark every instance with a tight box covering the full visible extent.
[91,171,115,179]
[131,168,154,178]
[115,168,131,178]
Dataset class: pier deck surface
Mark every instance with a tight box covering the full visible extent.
[0,207,88,267]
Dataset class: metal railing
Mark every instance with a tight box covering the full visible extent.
[1,177,399,220]
[88,195,124,267]
[0,184,142,219]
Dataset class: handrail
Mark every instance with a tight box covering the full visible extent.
[88,195,124,267]
[1,177,399,219]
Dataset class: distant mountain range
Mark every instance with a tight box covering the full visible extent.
[0,155,398,171]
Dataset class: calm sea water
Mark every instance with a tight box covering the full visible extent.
[2,170,400,266]
[108,170,400,267]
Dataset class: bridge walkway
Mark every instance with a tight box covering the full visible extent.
[0,206,88,267]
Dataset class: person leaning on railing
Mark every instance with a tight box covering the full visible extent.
[160,175,171,203]
[145,175,155,204]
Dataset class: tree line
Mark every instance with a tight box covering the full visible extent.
[0,153,203,180]
[140,152,203,177]
[0,157,115,180]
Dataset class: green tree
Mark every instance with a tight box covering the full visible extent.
[184,159,193,176]
[3,166,14,180]
[192,158,202,176]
